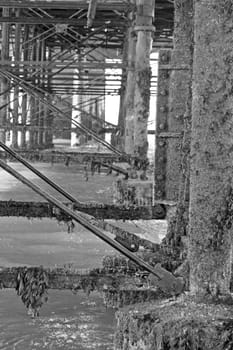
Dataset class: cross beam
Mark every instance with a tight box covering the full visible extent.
[0,266,136,291]
[0,0,131,10]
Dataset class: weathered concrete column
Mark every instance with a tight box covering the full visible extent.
[164,0,194,201]
[21,25,29,149]
[78,56,88,145]
[124,26,137,155]
[0,7,10,143]
[37,102,44,148]
[43,105,53,148]
[44,47,53,148]
[189,0,233,296]
[157,0,193,261]
[29,97,37,149]
[133,0,154,160]
[38,40,45,148]
[116,32,128,151]
[12,9,21,149]
[95,89,105,140]
[34,98,40,148]
[35,38,43,148]
[28,26,37,149]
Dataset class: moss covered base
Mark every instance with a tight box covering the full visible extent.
[114,295,233,349]
[114,179,153,206]
[103,289,164,309]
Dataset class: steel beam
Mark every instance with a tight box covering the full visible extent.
[0,0,131,10]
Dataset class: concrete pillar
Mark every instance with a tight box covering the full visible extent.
[28,26,37,149]
[21,25,29,149]
[38,40,45,148]
[12,9,21,149]
[0,7,10,143]
[124,26,137,155]
[154,50,172,201]
[44,47,53,148]
[133,0,155,160]
[189,0,233,297]
[165,0,193,201]
[116,33,128,151]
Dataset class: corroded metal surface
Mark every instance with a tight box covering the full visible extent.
[0,200,166,220]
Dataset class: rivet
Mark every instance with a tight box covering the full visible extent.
[160,54,168,63]
[158,140,165,147]
[159,123,165,130]
[160,89,167,96]
[159,106,166,113]
[156,191,163,197]
[158,156,165,163]
[161,72,168,79]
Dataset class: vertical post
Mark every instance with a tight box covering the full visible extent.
[133,0,155,160]
[29,96,37,149]
[189,0,233,296]
[28,26,37,148]
[116,33,128,151]
[87,0,98,27]
[80,64,89,144]
[12,8,21,148]
[21,24,29,149]
[99,69,105,140]
[165,0,194,201]
[44,46,53,148]
[154,50,171,201]
[35,37,42,148]
[154,0,193,207]
[38,39,45,148]
[0,7,10,143]
[124,26,137,155]
[76,54,86,145]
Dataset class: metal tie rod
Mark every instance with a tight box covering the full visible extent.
[0,159,184,295]
[0,141,82,205]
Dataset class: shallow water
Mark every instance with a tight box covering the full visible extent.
[0,290,115,350]
[0,217,116,350]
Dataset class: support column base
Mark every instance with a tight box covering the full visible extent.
[114,295,233,349]
[113,179,153,206]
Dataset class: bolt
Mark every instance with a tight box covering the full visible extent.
[160,89,167,96]
[162,71,169,79]
[156,191,163,197]
[160,54,168,63]
[158,140,165,147]
[159,106,166,113]
[157,174,164,181]
[158,156,165,163]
